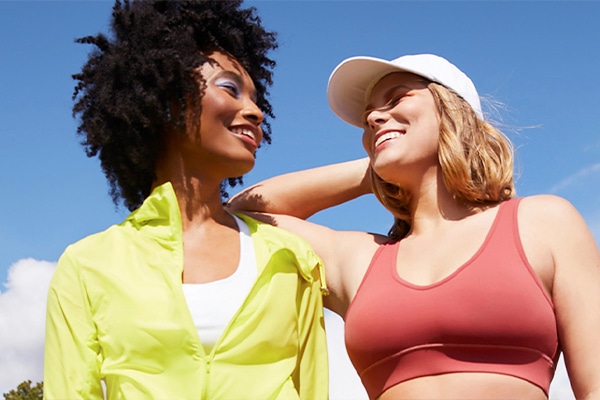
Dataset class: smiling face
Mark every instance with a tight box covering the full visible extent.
[361,72,440,185]
[170,51,264,182]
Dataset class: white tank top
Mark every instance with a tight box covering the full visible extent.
[182,215,257,352]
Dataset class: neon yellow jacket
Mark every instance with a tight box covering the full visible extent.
[44,183,329,399]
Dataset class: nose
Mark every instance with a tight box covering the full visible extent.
[365,108,389,130]
[241,97,264,126]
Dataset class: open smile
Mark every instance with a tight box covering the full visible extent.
[231,125,260,149]
[374,130,405,148]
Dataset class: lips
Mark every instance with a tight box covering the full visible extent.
[374,130,404,148]
[231,126,260,148]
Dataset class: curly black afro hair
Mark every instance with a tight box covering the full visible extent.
[72,0,278,211]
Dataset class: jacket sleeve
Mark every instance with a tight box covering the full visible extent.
[293,260,329,399]
[44,250,104,399]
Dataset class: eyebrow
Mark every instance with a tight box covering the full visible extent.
[217,70,258,102]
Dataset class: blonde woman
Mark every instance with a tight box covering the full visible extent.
[230,54,600,399]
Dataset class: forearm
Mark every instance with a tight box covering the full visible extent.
[229,158,372,219]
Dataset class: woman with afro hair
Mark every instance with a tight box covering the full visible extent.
[43,1,329,398]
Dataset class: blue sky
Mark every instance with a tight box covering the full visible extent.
[0,1,598,398]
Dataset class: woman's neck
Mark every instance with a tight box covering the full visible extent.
[406,171,478,236]
[153,171,234,231]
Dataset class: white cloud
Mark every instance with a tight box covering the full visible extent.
[0,259,577,399]
[0,258,55,395]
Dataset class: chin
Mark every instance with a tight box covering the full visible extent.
[230,160,255,177]
[371,159,399,180]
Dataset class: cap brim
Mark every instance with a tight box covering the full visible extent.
[327,56,429,128]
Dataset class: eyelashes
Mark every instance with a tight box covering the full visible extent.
[362,95,405,126]
[220,82,240,97]
[215,77,242,98]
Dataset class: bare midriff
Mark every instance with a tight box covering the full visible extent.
[377,372,547,400]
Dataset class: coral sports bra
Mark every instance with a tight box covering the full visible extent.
[344,198,559,399]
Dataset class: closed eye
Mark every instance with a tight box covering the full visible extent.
[362,94,405,126]
[220,81,240,97]
[383,94,405,110]
[214,76,242,98]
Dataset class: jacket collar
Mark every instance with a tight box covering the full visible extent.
[125,182,183,245]
[123,183,328,295]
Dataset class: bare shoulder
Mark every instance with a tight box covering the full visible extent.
[518,194,584,229]
[518,194,598,271]
[517,194,595,258]
[519,193,577,213]
[516,195,586,293]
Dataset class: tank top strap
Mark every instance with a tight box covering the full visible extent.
[491,197,522,234]
[501,197,522,215]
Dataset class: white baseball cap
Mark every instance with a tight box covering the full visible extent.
[327,53,482,127]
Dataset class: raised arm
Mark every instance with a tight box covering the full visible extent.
[229,157,385,316]
[229,157,372,220]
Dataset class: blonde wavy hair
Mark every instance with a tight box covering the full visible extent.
[371,82,515,241]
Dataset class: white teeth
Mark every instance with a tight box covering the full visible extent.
[375,131,402,148]
[232,128,255,141]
